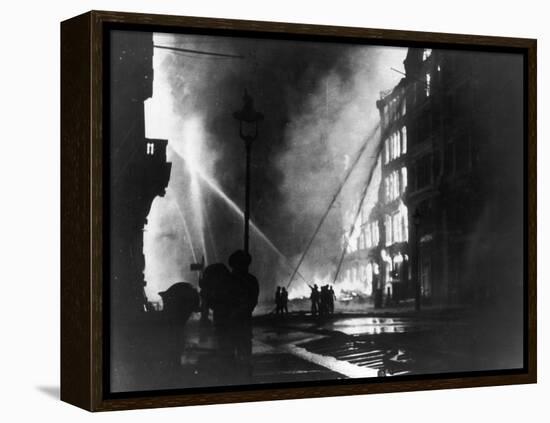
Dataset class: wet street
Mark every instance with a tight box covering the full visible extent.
[253,312,475,379]
[251,301,523,381]
[198,307,519,386]
[110,302,523,393]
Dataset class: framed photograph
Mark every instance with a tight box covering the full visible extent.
[61,10,536,411]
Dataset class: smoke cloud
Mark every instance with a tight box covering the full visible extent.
[143,32,406,302]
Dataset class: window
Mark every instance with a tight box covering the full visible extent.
[372,222,379,246]
[385,206,409,245]
[392,132,400,160]
[394,172,400,199]
[146,142,155,155]
[385,215,393,246]
[366,221,379,248]
[386,171,400,201]
[401,167,408,193]
[426,73,431,97]
[385,128,408,164]
[385,128,408,163]
[423,48,432,61]
[393,213,402,243]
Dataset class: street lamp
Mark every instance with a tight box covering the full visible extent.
[233,90,264,257]
[412,208,421,311]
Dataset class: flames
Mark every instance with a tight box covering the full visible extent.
[287,271,372,301]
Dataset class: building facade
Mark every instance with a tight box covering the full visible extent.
[110,31,172,322]
[336,80,411,305]
[373,81,412,306]
[401,47,523,306]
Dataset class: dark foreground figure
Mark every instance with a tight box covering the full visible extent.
[200,250,260,383]
[158,282,200,323]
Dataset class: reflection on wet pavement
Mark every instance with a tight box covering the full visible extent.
[322,317,413,335]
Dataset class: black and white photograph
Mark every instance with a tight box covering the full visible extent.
[107,28,525,394]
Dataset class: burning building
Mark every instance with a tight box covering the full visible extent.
[338,46,523,309]
[336,157,382,300]
[109,31,172,322]
[334,69,410,305]
[373,80,411,306]
[336,78,410,307]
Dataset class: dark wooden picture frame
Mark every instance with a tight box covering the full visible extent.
[61,10,536,411]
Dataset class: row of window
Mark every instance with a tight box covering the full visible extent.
[365,221,380,249]
[354,203,409,251]
[384,126,407,164]
[382,94,406,124]
[357,220,380,251]
[384,206,409,246]
[384,167,408,202]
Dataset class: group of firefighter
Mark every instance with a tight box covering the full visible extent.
[273,283,337,316]
[308,284,336,316]
[274,286,289,314]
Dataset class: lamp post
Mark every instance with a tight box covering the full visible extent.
[413,208,422,311]
[233,90,264,256]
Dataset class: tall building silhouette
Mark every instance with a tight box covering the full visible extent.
[109,31,172,322]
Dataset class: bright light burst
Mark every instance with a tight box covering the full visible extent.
[170,129,308,282]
